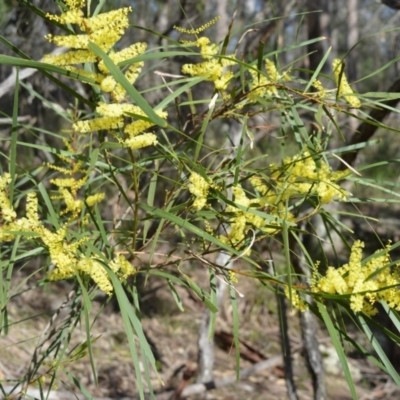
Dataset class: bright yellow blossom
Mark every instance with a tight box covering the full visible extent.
[180,30,236,91]
[188,172,211,211]
[125,133,158,150]
[270,151,349,204]
[0,172,133,295]
[42,0,165,151]
[73,116,124,133]
[174,17,220,36]
[0,173,16,222]
[313,240,400,315]
[42,50,97,66]
[312,79,326,98]
[332,59,361,108]
[285,287,308,311]
[248,59,291,100]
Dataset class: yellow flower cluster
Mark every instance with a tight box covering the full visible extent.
[269,151,349,204]
[188,172,211,211]
[181,36,236,91]
[174,16,220,35]
[42,0,167,150]
[219,184,294,248]
[0,173,16,223]
[312,240,400,315]
[228,270,238,283]
[73,102,167,150]
[312,79,327,98]
[284,287,308,311]
[248,59,291,100]
[42,2,146,103]
[187,152,348,250]
[332,59,361,108]
[46,140,103,218]
[0,172,134,295]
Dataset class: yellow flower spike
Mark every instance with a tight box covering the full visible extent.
[174,16,220,36]
[180,31,236,91]
[250,175,268,196]
[109,254,136,279]
[110,84,127,102]
[61,188,83,215]
[188,172,211,211]
[26,192,39,225]
[124,120,154,136]
[98,42,147,73]
[312,79,326,98]
[249,60,292,100]
[226,214,247,244]
[265,59,279,82]
[77,257,114,295]
[50,177,87,192]
[80,7,132,32]
[197,37,219,59]
[86,193,105,207]
[124,133,158,150]
[42,50,97,66]
[271,151,350,204]
[124,63,145,85]
[89,26,127,52]
[248,69,277,99]
[332,58,361,108]
[46,9,84,24]
[284,287,308,312]
[64,0,85,10]
[232,185,251,207]
[124,110,168,136]
[96,102,142,117]
[228,270,238,284]
[312,240,400,315]
[100,76,117,92]
[0,173,16,223]
[73,116,124,133]
[46,33,90,49]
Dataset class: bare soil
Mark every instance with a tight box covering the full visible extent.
[1,257,400,400]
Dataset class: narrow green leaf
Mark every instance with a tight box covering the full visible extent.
[9,68,19,203]
[88,42,167,127]
[357,314,400,387]
[167,280,185,312]
[181,273,219,313]
[230,286,241,380]
[318,302,358,399]
[303,46,331,93]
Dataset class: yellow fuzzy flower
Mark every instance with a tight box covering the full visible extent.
[73,116,124,133]
[270,151,349,204]
[188,172,211,211]
[180,33,236,91]
[124,133,158,150]
[332,59,361,108]
[0,173,16,222]
[248,59,291,100]
[312,240,400,315]
[285,287,308,311]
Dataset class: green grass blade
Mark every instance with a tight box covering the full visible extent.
[88,42,167,127]
[357,314,400,387]
[317,302,358,399]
